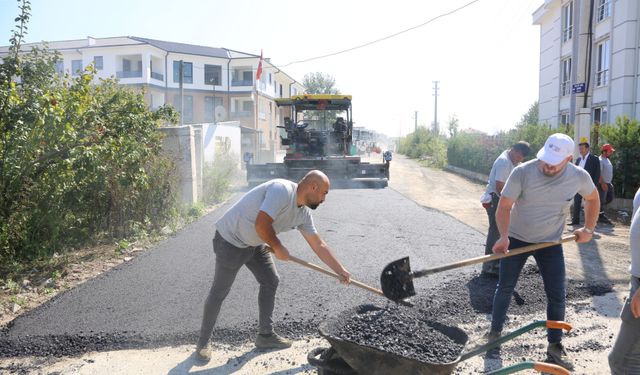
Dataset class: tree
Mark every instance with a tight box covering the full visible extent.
[447,115,459,138]
[517,101,539,128]
[302,72,339,94]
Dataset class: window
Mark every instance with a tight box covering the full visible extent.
[173,95,194,123]
[94,56,103,70]
[243,71,253,82]
[597,0,610,22]
[561,57,572,96]
[593,106,608,124]
[71,60,82,76]
[54,60,64,76]
[268,73,272,84]
[204,96,223,122]
[242,101,254,112]
[204,64,222,85]
[279,84,283,97]
[560,112,569,126]
[562,1,573,43]
[596,39,610,87]
[173,61,193,84]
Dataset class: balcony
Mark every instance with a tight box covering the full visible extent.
[231,111,253,118]
[151,71,164,81]
[232,79,253,87]
[117,71,142,79]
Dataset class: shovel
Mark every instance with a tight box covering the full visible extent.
[380,235,577,302]
[265,247,385,297]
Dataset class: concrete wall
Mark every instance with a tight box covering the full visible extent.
[159,125,201,206]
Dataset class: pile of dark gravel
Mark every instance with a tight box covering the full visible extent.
[335,305,465,364]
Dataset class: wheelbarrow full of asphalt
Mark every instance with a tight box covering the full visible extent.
[307,305,572,375]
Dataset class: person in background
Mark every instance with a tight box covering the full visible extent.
[480,141,531,277]
[195,170,351,362]
[570,140,600,225]
[598,143,616,225]
[608,186,640,373]
[488,133,599,371]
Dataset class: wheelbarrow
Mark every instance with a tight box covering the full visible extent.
[308,305,572,375]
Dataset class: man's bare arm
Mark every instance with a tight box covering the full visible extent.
[255,211,290,260]
[301,231,350,284]
[492,196,516,254]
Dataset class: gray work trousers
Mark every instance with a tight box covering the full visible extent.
[609,276,640,374]
[482,193,500,274]
[197,231,279,348]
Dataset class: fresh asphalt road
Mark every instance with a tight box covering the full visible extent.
[1,187,485,356]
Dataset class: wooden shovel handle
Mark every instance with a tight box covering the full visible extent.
[266,247,385,297]
[414,235,577,278]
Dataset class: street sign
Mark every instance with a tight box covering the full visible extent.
[572,83,585,94]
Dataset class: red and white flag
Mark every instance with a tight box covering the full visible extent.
[256,50,263,81]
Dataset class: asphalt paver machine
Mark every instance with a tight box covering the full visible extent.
[246,94,391,187]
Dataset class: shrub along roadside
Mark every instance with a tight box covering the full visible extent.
[0,1,183,272]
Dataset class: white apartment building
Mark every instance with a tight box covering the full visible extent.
[0,36,305,163]
[533,0,640,145]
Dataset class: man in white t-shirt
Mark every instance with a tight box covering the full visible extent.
[608,187,640,373]
[195,170,351,362]
[480,141,530,276]
[488,133,600,370]
[598,143,616,225]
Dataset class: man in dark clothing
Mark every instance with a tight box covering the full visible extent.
[571,141,600,225]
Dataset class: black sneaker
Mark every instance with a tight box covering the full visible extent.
[546,342,574,371]
[598,215,613,225]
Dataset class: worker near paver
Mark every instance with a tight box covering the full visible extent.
[488,133,600,370]
[598,143,616,225]
[608,186,640,373]
[570,140,600,225]
[195,170,351,362]
[480,141,531,277]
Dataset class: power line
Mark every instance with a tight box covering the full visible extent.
[281,0,483,67]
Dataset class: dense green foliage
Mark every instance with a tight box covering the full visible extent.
[598,116,640,198]
[0,1,180,265]
[397,127,447,168]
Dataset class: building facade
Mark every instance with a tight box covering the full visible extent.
[533,0,640,145]
[0,36,305,163]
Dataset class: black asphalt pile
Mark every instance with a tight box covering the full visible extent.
[334,305,465,364]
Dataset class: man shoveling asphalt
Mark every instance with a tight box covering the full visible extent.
[488,133,600,370]
[195,170,351,362]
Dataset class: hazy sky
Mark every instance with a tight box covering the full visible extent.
[0,0,541,137]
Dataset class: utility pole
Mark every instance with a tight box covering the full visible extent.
[414,110,418,132]
[432,81,439,134]
[179,60,184,126]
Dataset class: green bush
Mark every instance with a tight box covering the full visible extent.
[446,124,573,175]
[203,154,239,204]
[398,127,447,168]
[0,1,180,265]
[599,116,640,198]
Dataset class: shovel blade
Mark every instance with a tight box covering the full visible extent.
[380,257,416,302]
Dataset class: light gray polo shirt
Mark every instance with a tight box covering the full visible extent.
[631,188,640,278]
[215,179,317,248]
[501,159,595,243]
[485,150,515,195]
[599,156,613,183]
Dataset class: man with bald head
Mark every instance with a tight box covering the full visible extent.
[195,170,351,361]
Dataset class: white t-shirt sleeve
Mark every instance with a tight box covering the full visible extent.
[259,182,289,219]
[297,210,318,235]
[577,169,596,197]
[494,158,511,183]
[501,166,523,200]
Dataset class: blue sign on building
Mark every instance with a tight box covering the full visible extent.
[572,83,586,94]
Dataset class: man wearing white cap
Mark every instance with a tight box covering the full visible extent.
[487,133,600,370]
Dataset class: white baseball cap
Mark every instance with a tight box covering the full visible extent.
[536,133,574,166]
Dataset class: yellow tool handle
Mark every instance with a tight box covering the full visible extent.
[266,247,385,297]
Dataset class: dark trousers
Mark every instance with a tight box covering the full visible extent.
[197,232,279,348]
[572,194,582,223]
[491,237,566,343]
[482,193,500,274]
[598,183,612,215]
